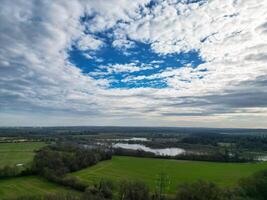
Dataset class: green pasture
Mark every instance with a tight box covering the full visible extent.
[72,156,267,194]
[0,142,46,167]
[0,176,79,199]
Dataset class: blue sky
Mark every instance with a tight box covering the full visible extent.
[0,0,267,127]
[69,39,204,88]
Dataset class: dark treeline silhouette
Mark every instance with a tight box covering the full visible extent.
[113,148,253,163]
[120,133,267,153]
[179,133,267,152]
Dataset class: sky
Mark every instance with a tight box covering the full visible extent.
[0,0,267,128]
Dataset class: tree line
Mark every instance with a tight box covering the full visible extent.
[30,143,112,191]
[113,148,253,163]
[0,143,112,189]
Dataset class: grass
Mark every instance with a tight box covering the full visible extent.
[0,142,80,199]
[0,176,79,199]
[72,156,267,194]
[0,142,46,167]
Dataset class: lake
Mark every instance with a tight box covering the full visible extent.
[113,143,185,156]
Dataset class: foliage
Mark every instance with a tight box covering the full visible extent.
[2,163,267,200]
[175,180,224,200]
[32,144,112,176]
[31,144,112,191]
[173,170,267,200]
[154,172,170,200]
[60,176,88,191]
[238,169,267,200]
[83,179,114,200]
[114,147,252,163]
[0,165,20,178]
[118,180,150,200]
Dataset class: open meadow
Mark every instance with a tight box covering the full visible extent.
[72,156,267,194]
[0,176,80,200]
[1,139,267,198]
[0,142,82,199]
[0,142,46,167]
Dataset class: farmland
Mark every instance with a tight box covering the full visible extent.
[0,176,80,200]
[0,142,46,167]
[0,128,267,199]
[0,142,81,200]
[72,156,267,194]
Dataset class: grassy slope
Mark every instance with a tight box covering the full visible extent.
[72,156,267,194]
[0,142,80,199]
[0,142,46,167]
[0,176,79,200]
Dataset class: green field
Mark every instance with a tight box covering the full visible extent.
[0,176,79,199]
[72,156,267,194]
[0,142,46,167]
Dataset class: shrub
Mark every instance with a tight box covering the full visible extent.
[175,180,223,200]
[60,176,88,192]
[238,169,267,200]
[0,165,20,178]
[83,179,114,200]
[119,180,150,200]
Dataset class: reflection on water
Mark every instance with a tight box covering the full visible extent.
[257,155,267,161]
[106,137,150,142]
[113,143,185,156]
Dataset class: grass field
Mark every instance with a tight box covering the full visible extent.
[72,156,267,194]
[0,142,46,167]
[0,176,79,199]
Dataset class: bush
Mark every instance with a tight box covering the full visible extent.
[238,169,267,200]
[119,180,150,200]
[0,165,20,178]
[97,179,114,199]
[83,179,113,200]
[60,176,88,192]
[175,180,224,200]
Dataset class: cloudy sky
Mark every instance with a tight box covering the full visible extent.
[0,0,267,127]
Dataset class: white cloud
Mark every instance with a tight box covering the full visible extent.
[99,63,154,74]
[106,63,142,73]
[0,0,267,127]
[76,34,103,51]
[112,39,135,50]
[113,0,267,95]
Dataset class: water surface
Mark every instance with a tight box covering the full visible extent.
[113,143,185,156]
